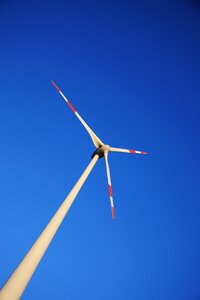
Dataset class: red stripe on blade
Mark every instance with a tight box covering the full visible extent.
[108,184,113,197]
[111,207,115,219]
[67,101,76,113]
[141,151,148,154]
[129,150,136,153]
[51,80,61,92]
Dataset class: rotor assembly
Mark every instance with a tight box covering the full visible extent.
[91,144,110,159]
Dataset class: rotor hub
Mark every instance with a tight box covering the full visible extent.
[91,144,110,159]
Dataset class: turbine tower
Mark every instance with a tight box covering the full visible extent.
[0,81,147,300]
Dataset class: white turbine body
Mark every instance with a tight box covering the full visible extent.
[0,81,147,300]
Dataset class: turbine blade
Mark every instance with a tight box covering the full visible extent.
[104,152,115,220]
[110,147,148,155]
[51,80,104,148]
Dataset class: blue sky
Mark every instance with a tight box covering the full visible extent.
[1,0,200,299]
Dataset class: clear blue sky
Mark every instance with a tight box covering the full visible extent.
[1,1,200,299]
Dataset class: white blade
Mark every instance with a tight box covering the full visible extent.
[104,151,115,220]
[110,147,148,155]
[51,80,104,148]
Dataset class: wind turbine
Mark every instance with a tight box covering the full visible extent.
[0,81,147,300]
[51,80,147,219]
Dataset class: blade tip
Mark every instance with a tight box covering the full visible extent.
[51,80,61,92]
[111,207,115,220]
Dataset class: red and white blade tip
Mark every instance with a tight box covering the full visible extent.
[51,80,77,113]
[108,184,115,220]
[129,150,148,154]
[51,80,61,92]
